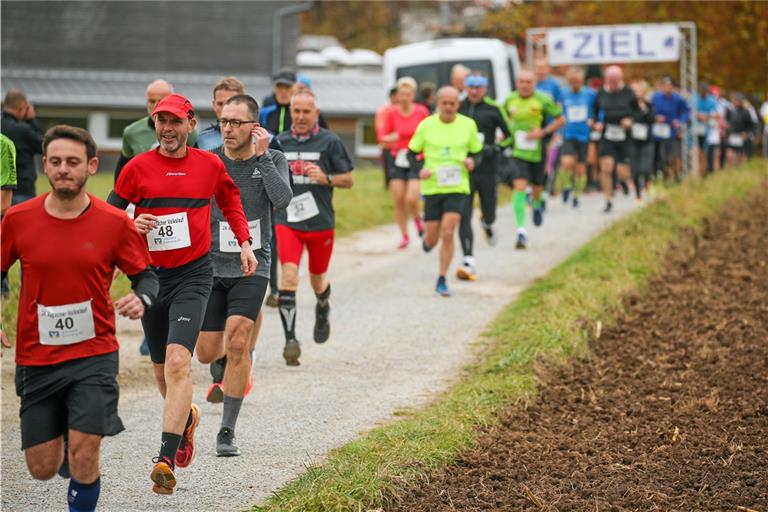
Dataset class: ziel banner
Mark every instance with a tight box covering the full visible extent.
[546,24,681,65]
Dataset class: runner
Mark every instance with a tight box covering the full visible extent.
[1,133,16,214]
[503,70,564,247]
[450,65,470,99]
[1,125,158,512]
[651,77,690,181]
[274,89,354,366]
[107,93,257,495]
[196,76,246,151]
[629,80,656,200]
[725,93,756,167]
[558,66,595,209]
[196,94,292,456]
[456,73,512,280]
[375,86,398,189]
[534,59,564,200]
[591,65,638,213]
[408,86,482,296]
[694,82,720,174]
[379,76,429,249]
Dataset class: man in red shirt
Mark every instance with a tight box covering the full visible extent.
[1,125,158,512]
[107,93,257,495]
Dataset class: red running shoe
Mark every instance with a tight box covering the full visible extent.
[175,404,200,468]
[150,456,176,495]
[206,382,223,403]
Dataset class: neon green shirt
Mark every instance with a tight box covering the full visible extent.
[121,116,198,158]
[408,113,482,196]
[1,134,17,189]
[502,91,562,162]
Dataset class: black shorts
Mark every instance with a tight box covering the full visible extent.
[15,351,123,450]
[561,139,588,163]
[142,255,213,364]
[510,157,546,186]
[388,165,419,181]
[201,275,269,332]
[598,140,630,164]
[423,193,468,221]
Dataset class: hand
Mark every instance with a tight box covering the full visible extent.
[251,126,270,156]
[419,168,433,180]
[592,122,603,132]
[620,117,633,129]
[464,157,475,172]
[115,293,145,320]
[240,242,258,276]
[655,115,666,123]
[671,119,681,129]
[24,103,36,120]
[527,128,545,141]
[305,163,329,185]
[134,213,158,234]
[383,132,399,143]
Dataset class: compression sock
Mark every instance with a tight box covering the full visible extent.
[221,395,243,432]
[634,177,643,199]
[278,290,297,342]
[574,175,587,199]
[315,284,331,308]
[555,168,572,194]
[68,477,100,512]
[512,190,527,229]
[159,432,181,466]
[532,198,543,210]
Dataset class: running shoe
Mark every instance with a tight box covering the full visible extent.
[572,197,580,209]
[435,277,451,297]
[150,456,176,495]
[397,236,409,250]
[216,428,241,457]
[139,338,149,356]
[314,302,330,344]
[175,404,200,469]
[515,232,528,250]
[604,201,613,213]
[562,188,571,204]
[482,223,497,247]
[206,382,224,404]
[265,293,279,308]
[533,207,543,227]
[456,263,477,282]
[283,339,301,366]
[414,217,424,238]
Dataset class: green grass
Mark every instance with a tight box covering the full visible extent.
[252,160,768,512]
[1,167,392,342]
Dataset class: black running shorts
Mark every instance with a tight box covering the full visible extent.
[598,140,630,164]
[16,351,123,450]
[561,139,589,163]
[142,255,213,364]
[201,275,269,332]
[510,157,546,186]
[423,193,468,221]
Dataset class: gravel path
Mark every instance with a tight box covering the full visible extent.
[2,193,638,511]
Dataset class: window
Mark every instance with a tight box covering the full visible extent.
[355,117,380,158]
[108,117,136,139]
[37,115,88,132]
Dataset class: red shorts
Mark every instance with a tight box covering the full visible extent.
[275,225,335,275]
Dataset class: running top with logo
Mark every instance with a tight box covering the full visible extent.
[111,147,250,269]
[562,87,597,143]
[381,104,430,157]
[651,91,690,139]
[1,195,152,366]
[408,113,482,195]
[592,86,639,140]
[274,126,354,232]
[210,148,292,278]
[502,91,562,163]
[1,133,17,191]
[458,96,512,175]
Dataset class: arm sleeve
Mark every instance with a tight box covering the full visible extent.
[327,138,354,174]
[114,216,151,274]
[110,159,139,208]
[496,105,513,147]
[213,160,250,245]
[126,268,159,304]
[544,96,563,119]
[259,150,293,209]
[1,213,19,272]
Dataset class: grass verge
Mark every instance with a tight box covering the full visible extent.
[253,160,767,512]
[1,167,391,341]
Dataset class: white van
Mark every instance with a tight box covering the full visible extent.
[383,38,522,101]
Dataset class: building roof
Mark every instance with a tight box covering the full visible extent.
[1,67,386,116]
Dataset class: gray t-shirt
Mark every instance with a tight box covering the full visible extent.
[210,147,292,278]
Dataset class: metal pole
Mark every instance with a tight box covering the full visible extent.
[272,1,315,77]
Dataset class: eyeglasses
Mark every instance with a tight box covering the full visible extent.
[218,119,258,128]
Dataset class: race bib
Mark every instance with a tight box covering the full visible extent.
[38,300,95,346]
[436,165,462,186]
[589,130,602,141]
[394,149,410,168]
[219,219,261,252]
[287,191,320,223]
[652,123,672,139]
[631,123,649,141]
[707,129,721,145]
[567,105,588,123]
[604,124,627,142]
[147,212,191,252]
[694,122,707,136]
[515,131,539,151]
[728,134,744,147]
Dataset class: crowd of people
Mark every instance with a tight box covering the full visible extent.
[0,61,765,511]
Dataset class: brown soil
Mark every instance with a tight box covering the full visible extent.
[388,189,768,512]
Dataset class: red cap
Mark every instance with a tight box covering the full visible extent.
[152,93,195,119]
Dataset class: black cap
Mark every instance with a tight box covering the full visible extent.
[273,71,297,86]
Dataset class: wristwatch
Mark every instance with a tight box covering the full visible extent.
[327,174,334,187]
[138,294,152,309]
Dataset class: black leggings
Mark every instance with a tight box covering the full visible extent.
[459,172,498,257]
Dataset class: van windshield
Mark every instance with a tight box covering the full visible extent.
[396,59,496,100]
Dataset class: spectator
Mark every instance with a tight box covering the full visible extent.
[450,65,470,98]
[1,88,43,205]
[419,81,437,113]
[651,76,690,181]
[196,76,246,150]
[1,134,16,214]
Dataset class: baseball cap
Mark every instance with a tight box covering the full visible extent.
[152,93,195,119]
[465,75,488,88]
[273,71,297,86]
